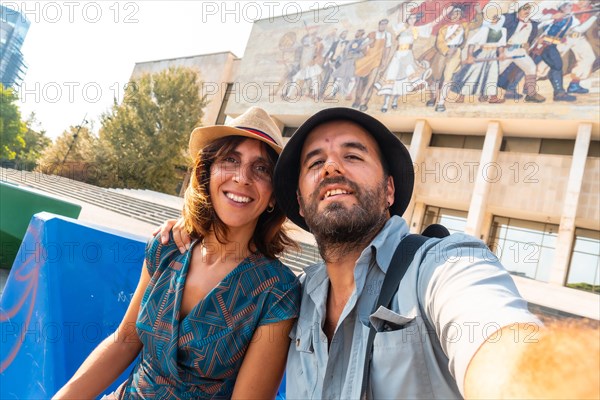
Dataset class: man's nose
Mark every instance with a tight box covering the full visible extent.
[321,161,342,179]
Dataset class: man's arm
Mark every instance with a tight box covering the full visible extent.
[464,321,600,399]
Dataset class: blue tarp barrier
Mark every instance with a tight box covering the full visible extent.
[0,212,146,399]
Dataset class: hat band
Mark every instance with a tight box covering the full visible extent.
[236,126,278,146]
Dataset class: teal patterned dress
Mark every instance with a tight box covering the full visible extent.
[114,235,301,399]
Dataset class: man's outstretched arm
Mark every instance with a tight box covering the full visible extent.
[464,321,600,399]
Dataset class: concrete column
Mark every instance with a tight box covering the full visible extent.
[549,123,592,285]
[409,202,426,234]
[464,121,503,237]
[479,212,494,243]
[403,120,432,223]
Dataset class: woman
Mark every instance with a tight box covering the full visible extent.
[53,107,301,399]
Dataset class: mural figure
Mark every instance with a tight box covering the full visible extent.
[498,1,546,102]
[319,30,349,99]
[537,0,598,94]
[501,1,598,102]
[283,32,324,100]
[452,5,507,104]
[375,8,440,112]
[276,32,299,99]
[325,29,368,101]
[272,0,598,112]
[421,4,484,112]
[352,19,393,111]
[532,1,582,101]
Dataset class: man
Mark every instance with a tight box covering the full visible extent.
[498,1,546,102]
[271,107,599,399]
[352,19,392,111]
[159,108,599,398]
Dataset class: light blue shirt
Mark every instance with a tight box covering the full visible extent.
[285,216,539,399]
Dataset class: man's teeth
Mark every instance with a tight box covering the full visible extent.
[325,189,349,198]
[226,193,251,203]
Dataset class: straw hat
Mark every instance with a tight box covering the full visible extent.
[188,107,284,158]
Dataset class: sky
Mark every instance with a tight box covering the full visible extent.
[5,1,354,140]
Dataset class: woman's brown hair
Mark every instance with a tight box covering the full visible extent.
[183,136,296,259]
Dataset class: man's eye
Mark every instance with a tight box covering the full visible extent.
[346,154,362,161]
[308,160,324,169]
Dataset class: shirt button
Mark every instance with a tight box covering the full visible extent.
[296,338,300,347]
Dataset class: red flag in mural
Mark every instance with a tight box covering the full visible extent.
[411,0,490,34]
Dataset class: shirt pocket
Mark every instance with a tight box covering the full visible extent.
[367,307,434,399]
[287,319,318,399]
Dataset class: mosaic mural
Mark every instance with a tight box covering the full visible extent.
[234,0,599,120]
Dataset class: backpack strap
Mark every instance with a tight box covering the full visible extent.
[360,233,430,399]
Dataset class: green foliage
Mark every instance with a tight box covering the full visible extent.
[13,113,52,170]
[0,84,26,160]
[36,125,97,182]
[566,282,600,294]
[96,66,206,194]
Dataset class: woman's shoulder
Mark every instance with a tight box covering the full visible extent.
[145,233,186,272]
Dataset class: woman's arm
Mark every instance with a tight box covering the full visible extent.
[52,264,152,399]
[231,319,295,400]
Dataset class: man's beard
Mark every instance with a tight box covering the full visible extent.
[299,176,389,261]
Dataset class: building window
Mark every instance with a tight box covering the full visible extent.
[430,134,484,150]
[500,137,576,155]
[539,139,575,155]
[567,228,600,294]
[589,141,600,158]
[500,137,541,154]
[422,206,467,234]
[488,217,558,282]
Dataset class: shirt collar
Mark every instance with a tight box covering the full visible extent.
[365,216,409,274]
[303,215,410,297]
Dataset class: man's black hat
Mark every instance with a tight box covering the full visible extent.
[274,107,415,232]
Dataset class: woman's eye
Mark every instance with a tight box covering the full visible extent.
[220,156,238,168]
[254,164,270,174]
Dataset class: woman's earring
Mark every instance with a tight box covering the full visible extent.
[267,204,275,213]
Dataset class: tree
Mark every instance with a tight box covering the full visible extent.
[0,84,26,160]
[13,113,51,170]
[36,124,97,182]
[96,66,206,194]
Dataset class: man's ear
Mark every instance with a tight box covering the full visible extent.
[297,190,305,217]
[386,175,395,208]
